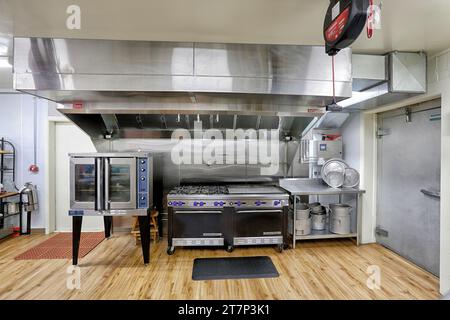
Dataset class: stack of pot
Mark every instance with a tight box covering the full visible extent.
[294,204,312,235]
[329,204,352,234]
[309,203,327,231]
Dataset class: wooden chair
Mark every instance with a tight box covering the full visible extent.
[131,208,159,245]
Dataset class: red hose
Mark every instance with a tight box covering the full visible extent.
[332,55,336,102]
[367,0,374,38]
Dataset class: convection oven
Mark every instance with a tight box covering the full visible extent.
[68,153,153,265]
[69,153,152,215]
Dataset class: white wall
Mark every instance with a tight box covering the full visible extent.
[342,112,361,172]
[0,93,49,229]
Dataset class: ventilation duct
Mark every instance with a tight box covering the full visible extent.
[341,52,427,111]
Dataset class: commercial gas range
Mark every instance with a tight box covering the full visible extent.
[166,185,289,255]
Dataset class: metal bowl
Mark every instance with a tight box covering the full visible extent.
[321,159,348,188]
[343,167,360,188]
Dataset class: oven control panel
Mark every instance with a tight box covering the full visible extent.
[168,199,289,208]
[137,158,149,209]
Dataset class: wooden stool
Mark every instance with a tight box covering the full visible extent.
[131,208,159,245]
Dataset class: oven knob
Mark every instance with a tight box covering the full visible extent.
[140,160,146,164]
[220,201,225,206]
[235,201,241,207]
[199,201,205,206]
[193,201,198,206]
[214,202,219,206]
[168,201,172,206]
[274,200,281,206]
[141,168,146,172]
[140,177,146,181]
[140,196,146,200]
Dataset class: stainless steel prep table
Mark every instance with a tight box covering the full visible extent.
[279,178,365,248]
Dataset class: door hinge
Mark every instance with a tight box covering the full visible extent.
[375,226,389,237]
[376,128,390,139]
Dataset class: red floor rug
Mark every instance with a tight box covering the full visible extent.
[15,232,105,260]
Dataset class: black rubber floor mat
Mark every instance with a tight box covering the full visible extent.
[192,256,279,281]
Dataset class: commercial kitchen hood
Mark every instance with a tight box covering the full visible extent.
[13,37,354,139]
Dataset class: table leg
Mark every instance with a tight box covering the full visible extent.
[138,215,150,264]
[26,211,31,235]
[72,216,83,265]
[356,193,362,246]
[19,195,23,235]
[293,195,296,249]
[103,216,112,238]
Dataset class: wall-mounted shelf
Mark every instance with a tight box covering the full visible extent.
[0,192,19,200]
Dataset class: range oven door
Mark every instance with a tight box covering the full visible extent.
[70,157,96,210]
[234,209,283,238]
[172,209,226,239]
[105,158,137,210]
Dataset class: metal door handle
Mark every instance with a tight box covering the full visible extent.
[203,233,223,237]
[95,158,104,211]
[421,189,440,199]
[236,210,283,214]
[104,158,110,210]
[174,210,222,214]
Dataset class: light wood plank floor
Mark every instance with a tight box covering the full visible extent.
[0,233,439,300]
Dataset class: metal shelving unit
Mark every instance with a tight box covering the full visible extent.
[0,138,19,239]
[280,178,365,248]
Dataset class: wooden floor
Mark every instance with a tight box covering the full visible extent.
[0,232,439,300]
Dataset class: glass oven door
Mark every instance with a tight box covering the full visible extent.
[105,158,137,210]
[70,158,96,210]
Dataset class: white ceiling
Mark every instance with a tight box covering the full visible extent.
[2,0,450,55]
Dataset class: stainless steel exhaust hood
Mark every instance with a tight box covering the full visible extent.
[13,37,353,139]
[13,37,352,106]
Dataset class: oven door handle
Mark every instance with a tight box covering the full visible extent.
[104,158,111,211]
[95,157,104,211]
[236,210,283,214]
[174,210,223,214]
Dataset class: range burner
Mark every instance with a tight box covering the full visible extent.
[169,185,229,195]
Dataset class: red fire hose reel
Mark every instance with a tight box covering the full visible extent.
[323,0,370,56]
[323,0,372,111]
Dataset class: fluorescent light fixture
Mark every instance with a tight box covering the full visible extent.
[0,57,12,68]
[0,45,8,56]
[339,84,389,108]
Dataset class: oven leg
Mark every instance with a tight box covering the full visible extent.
[103,216,112,238]
[167,208,174,255]
[72,216,83,265]
[138,215,151,264]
